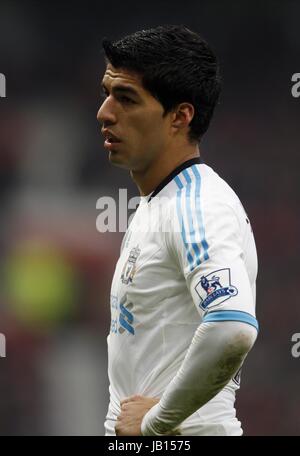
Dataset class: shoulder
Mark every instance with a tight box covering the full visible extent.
[168,164,244,231]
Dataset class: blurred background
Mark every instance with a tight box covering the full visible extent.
[0,0,299,436]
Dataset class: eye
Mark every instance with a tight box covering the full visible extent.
[119,95,135,104]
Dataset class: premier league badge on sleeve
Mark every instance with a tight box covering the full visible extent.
[195,268,238,310]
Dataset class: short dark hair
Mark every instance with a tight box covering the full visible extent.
[102,25,221,143]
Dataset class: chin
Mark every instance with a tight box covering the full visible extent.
[108,151,130,169]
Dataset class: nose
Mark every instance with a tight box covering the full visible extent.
[97,96,117,126]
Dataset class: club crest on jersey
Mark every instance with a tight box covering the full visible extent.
[195,268,238,310]
[121,245,141,285]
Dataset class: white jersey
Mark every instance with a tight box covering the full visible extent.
[105,158,258,436]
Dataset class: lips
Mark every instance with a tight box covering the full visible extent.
[101,129,121,143]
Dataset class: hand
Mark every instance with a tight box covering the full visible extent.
[115,395,159,436]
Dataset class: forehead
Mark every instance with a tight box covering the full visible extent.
[102,63,146,94]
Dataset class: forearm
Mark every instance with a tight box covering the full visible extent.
[141,320,257,435]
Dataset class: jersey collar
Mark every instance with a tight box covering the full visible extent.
[147,156,203,203]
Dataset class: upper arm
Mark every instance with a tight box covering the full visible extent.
[166,191,258,332]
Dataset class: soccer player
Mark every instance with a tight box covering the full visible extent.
[97,25,258,436]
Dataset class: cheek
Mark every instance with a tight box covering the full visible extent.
[132,113,166,147]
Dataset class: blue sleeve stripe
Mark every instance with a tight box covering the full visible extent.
[191,165,209,261]
[202,310,259,331]
[175,179,194,268]
[174,168,210,272]
[182,169,192,184]
[174,175,184,189]
[182,170,201,269]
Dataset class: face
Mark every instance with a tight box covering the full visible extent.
[97,64,172,171]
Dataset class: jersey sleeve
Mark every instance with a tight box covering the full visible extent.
[166,190,258,330]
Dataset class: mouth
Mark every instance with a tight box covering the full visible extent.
[104,139,121,151]
[102,129,121,150]
[101,128,121,147]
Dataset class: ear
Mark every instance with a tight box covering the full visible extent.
[171,103,195,132]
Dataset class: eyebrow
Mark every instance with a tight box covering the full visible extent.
[101,82,140,99]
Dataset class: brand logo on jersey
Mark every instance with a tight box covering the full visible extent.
[119,301,134,335]
[195,268,238,310]
[110,295,135,335]
[121,245,141,285]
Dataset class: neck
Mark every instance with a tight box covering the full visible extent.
[131,143,200,196]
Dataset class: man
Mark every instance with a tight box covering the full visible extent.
[97,25,258,436]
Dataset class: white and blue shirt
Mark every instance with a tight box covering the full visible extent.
[105,157,258,435]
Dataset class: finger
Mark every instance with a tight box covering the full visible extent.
[120,395,142,406]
